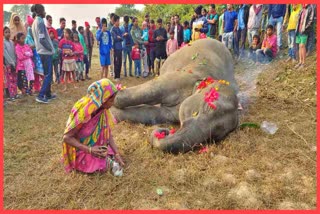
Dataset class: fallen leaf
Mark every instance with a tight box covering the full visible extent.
[192,111,198,117]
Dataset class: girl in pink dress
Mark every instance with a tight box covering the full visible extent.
[15,32,34,95]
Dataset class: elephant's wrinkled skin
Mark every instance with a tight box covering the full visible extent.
[111,39,239,154]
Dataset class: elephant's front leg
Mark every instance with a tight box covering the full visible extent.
[149,83,239,154]
[111,105,179,125]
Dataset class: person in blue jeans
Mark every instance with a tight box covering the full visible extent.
[268,4,286,50]
[31,4,56,104]
[111,15,123,82]
[120,15,134,77]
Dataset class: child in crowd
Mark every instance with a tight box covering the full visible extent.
[183,21,191,44]
[15,32,34,96]
[59,28,77,91]
[131,43,141,78]
[3,26,18,101]
[96,18,112,78]
[49,29,60,84]
[248,35,261,63]
[256,25,277,64]
[72,33,84,81]
[284,4,301,63]
[166,30,178,57]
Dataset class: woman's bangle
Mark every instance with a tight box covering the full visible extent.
[88,146,92,154]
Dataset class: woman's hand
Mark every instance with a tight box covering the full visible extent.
[90,147,107,158]
[115,154,125,167]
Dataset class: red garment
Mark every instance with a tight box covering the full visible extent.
[58,38,76,60]
[47,27,58,40]
[131,48,141,60]
[73,42,84,61]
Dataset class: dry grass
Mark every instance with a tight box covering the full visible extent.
[4,46,316,210]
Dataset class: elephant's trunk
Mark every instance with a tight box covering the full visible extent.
[114,79,165,109]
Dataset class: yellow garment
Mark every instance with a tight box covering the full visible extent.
[192,22,203,41]
[9,13,26,40]
[287,5,302,31]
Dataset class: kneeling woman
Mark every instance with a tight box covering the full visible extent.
[62,79,124,173]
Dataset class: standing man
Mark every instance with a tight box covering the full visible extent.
[207,4,219,39]
[111,15,123,82]
[56,17,66,41]
[247,4,263,46]
[153,18,168,76]
[268,4,287,50]
[84,21,94,80]
[234,4,249,60]
[191,5,209,41]
[222,4,238,51]
[71,20,78,35]
[31,4,56,104]
[294,4,315,70]
[120,15,134,77]
[56,17,65,83]
[108,13,115,77]
[148,19,156,75]
[131,17,149,77]
[171,14,184,47]
[218,5,227,41]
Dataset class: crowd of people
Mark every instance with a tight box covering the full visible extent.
[3,4,317,105]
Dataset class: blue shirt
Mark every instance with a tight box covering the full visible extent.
[183,28,191,42]
[237,5,246,30]
[96,29,112,55]
[268,4,286,19]
[111,26,123,50]
[224,10,238,33]
[120,24,134,47]
[56,28,64,41]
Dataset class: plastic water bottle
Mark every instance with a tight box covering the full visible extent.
[261,121,278,135]
[112,161,123,177]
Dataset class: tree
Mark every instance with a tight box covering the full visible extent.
[4,11,12,26]
[115,4,139,17]
[10,4,31,23]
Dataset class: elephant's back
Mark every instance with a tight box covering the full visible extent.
[161,39,238,93]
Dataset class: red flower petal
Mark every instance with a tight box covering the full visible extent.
[199,146,208,154]
[169,129,176,135]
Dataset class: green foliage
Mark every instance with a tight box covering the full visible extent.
[10,4,31,23]
[4,11,12,26]
[115,4,139,17]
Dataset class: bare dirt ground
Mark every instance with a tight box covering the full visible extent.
[3,46,316,209]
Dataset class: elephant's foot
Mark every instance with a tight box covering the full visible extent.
[111,105,179,125]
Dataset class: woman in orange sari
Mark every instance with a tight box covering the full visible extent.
[62,79,124,174]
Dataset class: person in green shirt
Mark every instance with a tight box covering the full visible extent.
[78,26,90,80]
[218,5,227,41]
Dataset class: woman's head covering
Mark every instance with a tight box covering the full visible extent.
[9,13,26,40]
[64,78,118,135]
[48,28,58,40]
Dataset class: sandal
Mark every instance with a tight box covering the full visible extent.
[294,63,302,69]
